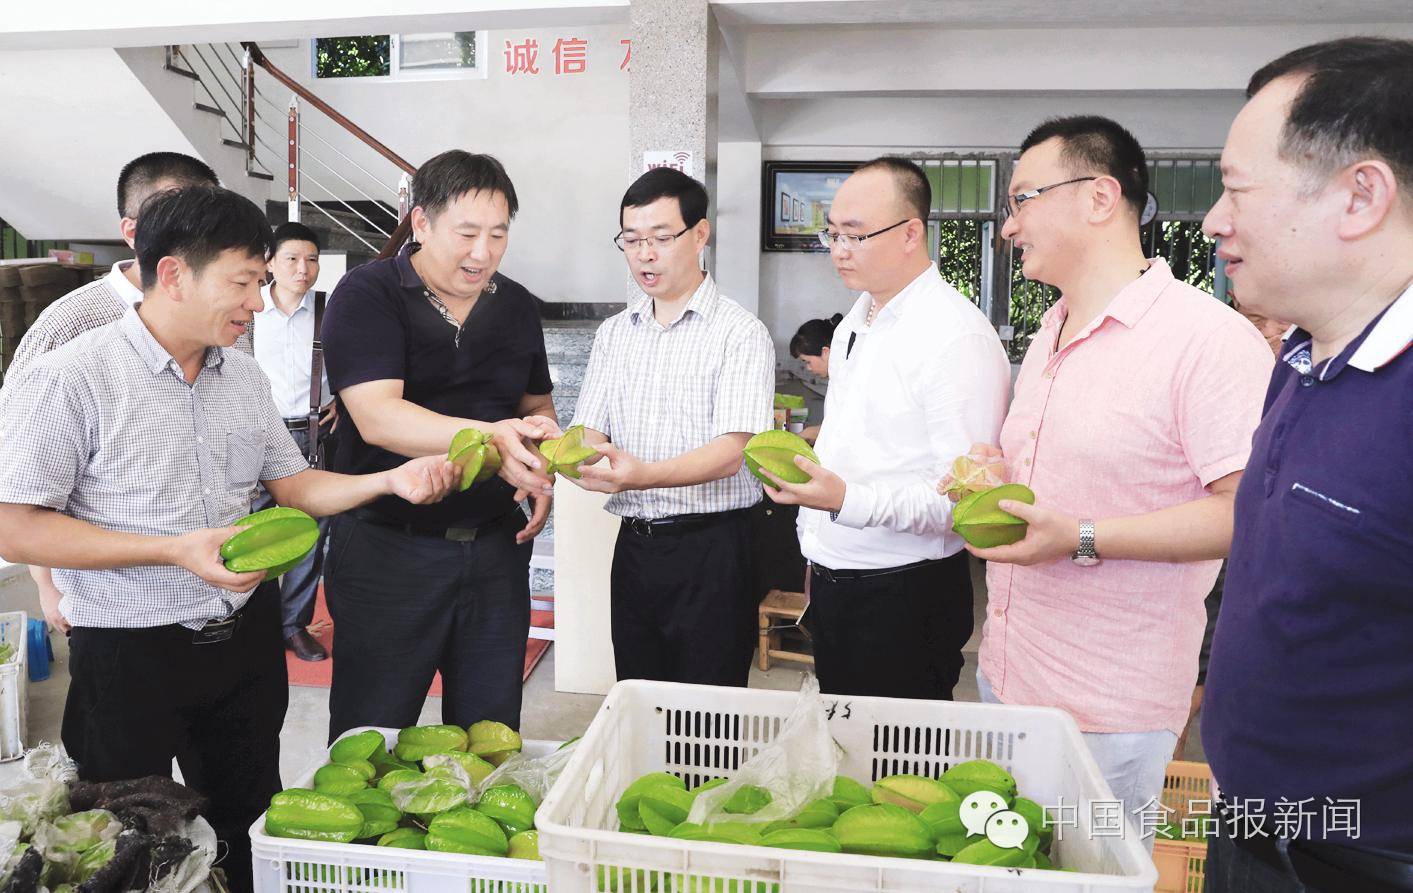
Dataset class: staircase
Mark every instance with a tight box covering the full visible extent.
[264,201,381,266]
[159,42,409,258]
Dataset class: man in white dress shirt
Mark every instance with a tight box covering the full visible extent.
[763,157,1011,700]
[250,222,336,661]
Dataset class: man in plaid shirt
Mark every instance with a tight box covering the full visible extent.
[1,151,221,638]
[0,186,458,893]
[568,168,774,686]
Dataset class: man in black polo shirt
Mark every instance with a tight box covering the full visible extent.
[1201,37,1413,892]
[321,151,556,739]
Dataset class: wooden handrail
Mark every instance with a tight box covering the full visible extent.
[242,42,414,176]
[377,217,414,260]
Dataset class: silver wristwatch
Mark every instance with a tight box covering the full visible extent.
[1072,519,1100,567]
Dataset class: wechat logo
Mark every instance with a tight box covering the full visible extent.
[960,792,1031,850]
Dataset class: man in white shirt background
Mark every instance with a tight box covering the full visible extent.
[763,156,1012,700]
[250,222,336,661]
[1,151,220,637]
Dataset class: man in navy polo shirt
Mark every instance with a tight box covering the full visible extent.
[1201,37,1413,892]
[320,151,557,740]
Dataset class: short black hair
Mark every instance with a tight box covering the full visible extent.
[1019,116,1149,219]
[855,157,931,223]
[412,150,519,222]
[619,168,709,229]
[1247,36,1413,194]
[134,186,273,290]
[116,152,219,219]
[270,221,322,256]
[789,313,844,358]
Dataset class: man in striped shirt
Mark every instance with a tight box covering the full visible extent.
[569,168,774,686]
[1,151,220,638]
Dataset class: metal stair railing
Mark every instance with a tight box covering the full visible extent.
[167,41,414,253]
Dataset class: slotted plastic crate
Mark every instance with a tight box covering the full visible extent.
[537,680,1159,892]
[250,727,554,893]
[0,611,30,761]
[1153,760,1212,893]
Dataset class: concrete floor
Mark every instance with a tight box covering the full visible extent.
[0,558,1203,786]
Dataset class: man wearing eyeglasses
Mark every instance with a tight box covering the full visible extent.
[761,157,1011,702]
[566,167,774,686]
[950,117,1273,837]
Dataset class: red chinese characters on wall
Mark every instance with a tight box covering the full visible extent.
[501,36,631,76]
[503,39,540,75]
[553,38,589,74]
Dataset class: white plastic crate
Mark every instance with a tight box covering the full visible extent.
[0,610,30,762]
[250,727,555,893]
[537,681,1160,893]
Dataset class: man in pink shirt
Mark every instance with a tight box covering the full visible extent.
[955,116,1274,839]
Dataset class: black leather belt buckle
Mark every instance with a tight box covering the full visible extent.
[445,526,479,542]
[284,418,309,430]
[192,614,240,645]
[811,564,839,584]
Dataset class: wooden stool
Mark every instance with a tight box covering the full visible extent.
[757,589,814,671]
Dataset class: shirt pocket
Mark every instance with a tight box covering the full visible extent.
[225,428,266,491]
[1286,480,1365,531]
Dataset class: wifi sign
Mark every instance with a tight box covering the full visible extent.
[642,150,696,177]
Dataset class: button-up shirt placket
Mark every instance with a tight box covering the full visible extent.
[1261,338,1322,498]
[990,307,1113,683]
[573,274,774,519]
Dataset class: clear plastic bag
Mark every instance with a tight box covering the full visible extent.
[0,822,22,884]
[32,809,121,872]
[23,744,77,788]
[388,771,471,815]
[686,675,839,825]
[474,740,578,806]
[0,743,74,841]
[939,448,1009,501]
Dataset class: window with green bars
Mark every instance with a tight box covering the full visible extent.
[923,159,996,215]
[1,221,66,261]
[916,155,1225,362]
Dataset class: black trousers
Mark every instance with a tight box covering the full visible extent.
[1208,811,1413,893]
[610,510,757,687]
[806,551,974,700]
[324,510,531,741]
[61,584,288,893]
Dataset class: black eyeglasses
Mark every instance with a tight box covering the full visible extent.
[1002,177,1098,221]
[816,219,910,250]
[615,226,691,252]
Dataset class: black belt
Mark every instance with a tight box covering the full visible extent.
[284,417,310,431]
[192,612,242,645]
[1219,799,1413,892]
[192,594,260,645]
[350,506,511,542]
[810,557,947,584]
[621,508,751,538]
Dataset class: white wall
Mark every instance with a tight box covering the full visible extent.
[259,28,631,304]
[742,22,1413,95]
[0,49,209,240]
[714,140,763,313]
